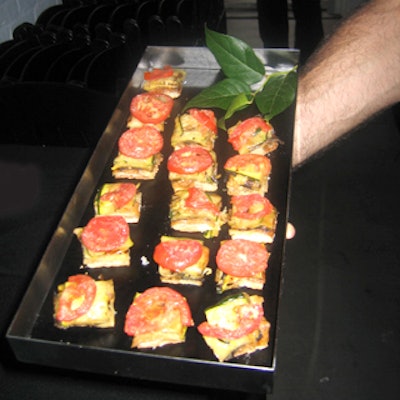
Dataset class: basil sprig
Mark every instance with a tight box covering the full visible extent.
[183,27,297,128]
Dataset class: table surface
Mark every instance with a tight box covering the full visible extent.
[1,108,400,399]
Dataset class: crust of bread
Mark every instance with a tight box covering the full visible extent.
[215,269,266,292]
[112,153,163,180]
[54,280,115,329]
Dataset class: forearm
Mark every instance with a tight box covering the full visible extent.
[293,0,400,167]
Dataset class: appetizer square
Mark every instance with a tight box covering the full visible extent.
[197,292,270,362]
[94,182,142,223]
[142,65,186,98]
[227,116,281,155]
[112,126,164,180]
[153,236,212,286]
[215,239,270,292]
[54,274,115,329]
[124,286,193,349]
[224,154,271,196]
[171,108,217,151]
[169,187,227,238]
[74,215,133,268]
[127,92,174,132]
[228,194,278,243]
[167,145,219,192]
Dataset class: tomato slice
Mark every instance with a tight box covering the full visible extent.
[56,274,97,322]
[100,183,137,209]
[124,287,193,336]
[216,239,269,277]
[185,187,219,214]
[197,302,263,340]
[224,153,271,174]
[189,108,217,133]
[167,146,213,174]
[81,215,130,253]
[118,126,163,159]
[130,92,174,124]
[231,194,273,220]
[153,239,203,271]
[144,65,174,81]
[228,117,272,150]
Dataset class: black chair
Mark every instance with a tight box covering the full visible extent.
[147,15,167,45]
[108,3,137,32]
[135,0,159,41]
[13,22,43,41]
[165,15,184,45]
[36,5,71,28]
[158,0,179,19]
[86,4,116,35]
[61,5,98,29]
[20,42,73,82]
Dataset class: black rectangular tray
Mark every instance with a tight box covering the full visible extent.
[6,46,299,395]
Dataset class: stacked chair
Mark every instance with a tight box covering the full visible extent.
[0,0,226,147]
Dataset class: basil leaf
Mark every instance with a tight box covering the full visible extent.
[255,69,297,121]
[205,27,265,86]
[183,78,252,112]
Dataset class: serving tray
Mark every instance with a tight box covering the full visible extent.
[7,46,298,395]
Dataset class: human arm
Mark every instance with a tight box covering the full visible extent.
[292,0,400,167]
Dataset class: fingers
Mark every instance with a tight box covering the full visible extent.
[286,223,296,239]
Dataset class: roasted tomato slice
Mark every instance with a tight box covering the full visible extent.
[197,302,263,340]
[81,215,130,253]
[153,239,203,271]
[130,92,173,124]
[56,274,96,322]
[144,65,174,80]
[189,108,217,133]
[216,239,269,277]
[231,194,273,220]
[124,287,194,336]
[100,183,137,209]
[118,126,163,159]
[185,187,219,214]
[228,117,273,150]
[224,153,271,175]
[167,146,213,174]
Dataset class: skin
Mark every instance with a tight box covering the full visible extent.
[292,0,400,167]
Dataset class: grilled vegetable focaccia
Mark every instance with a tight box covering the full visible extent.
[112,126,164,180]
[197,292,270,362]
[171,108,217,151]
[142,65,186,99]
[170,187,227,238]
[74,215,133,268]
[228,194,278,243]
[167,146,219,192]
[94,182,142,223]
[127,92,174,131]
[124,286,194,349]
[54,274,115,329]
[215,239,270,292]
[153,236,212,286]
[227,116,280,155]
[224,153,271,196]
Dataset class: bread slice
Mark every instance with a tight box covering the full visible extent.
[54,278,115,329]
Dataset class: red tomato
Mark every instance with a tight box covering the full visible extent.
[197,302,263,340]
[228,117,272,150]
[118,126,163,159]
[81,215,130,253]
[56,274,96,322]
[216,239,269,277]
[185,187,219,214]
[224,153,271,175]
[231,194,273,220]
[153,239,203,271]
[130,92,173,124]
[100,183,137,209]
[189,108,217,133]
[124,287,193,336]
[167,146,213,174]
[144,65,174,81]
